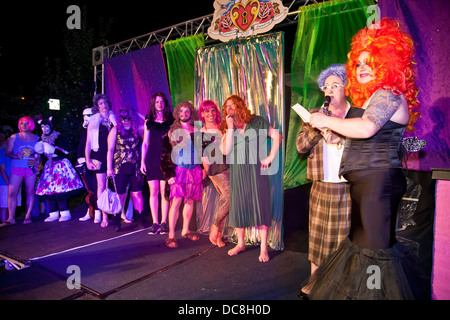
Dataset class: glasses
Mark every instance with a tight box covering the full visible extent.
[121,117,131,122]
[320,84,345,92]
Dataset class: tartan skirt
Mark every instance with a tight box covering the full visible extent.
[308,180,351,266]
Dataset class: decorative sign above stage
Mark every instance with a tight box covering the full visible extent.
[208,0,288,42]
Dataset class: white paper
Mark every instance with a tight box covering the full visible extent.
[292,104,311,123]
[292,103,328,132]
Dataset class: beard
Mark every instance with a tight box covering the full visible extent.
[180,117,191,124]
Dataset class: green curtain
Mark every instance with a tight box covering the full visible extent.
[165,34,205,107]
[195,32,285,251]
[283,0,374,190]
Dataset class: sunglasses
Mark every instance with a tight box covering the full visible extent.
[121,117,131,122]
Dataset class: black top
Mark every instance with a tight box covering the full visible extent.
[339,107,407,176]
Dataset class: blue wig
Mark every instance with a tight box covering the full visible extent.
[317,64,347,88]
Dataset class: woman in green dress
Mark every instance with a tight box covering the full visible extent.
[220,95,282,262]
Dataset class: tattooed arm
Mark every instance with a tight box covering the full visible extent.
[310,90,407,139]
[363,90,403,132]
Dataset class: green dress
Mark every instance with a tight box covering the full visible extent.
[228,116,273,228]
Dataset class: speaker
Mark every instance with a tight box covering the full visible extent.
[92,46,104,66]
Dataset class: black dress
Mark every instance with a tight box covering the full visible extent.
[307,108,429,300]
[90,123,111,174]
[144,118,173,181]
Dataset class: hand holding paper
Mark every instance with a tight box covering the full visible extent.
[292,104,328,132]
[292,104,311,123]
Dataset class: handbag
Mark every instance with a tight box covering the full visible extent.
[97,176,123,215]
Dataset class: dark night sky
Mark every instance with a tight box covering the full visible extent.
[0,2,214,98]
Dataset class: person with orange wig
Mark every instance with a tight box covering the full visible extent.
[220,95,282,263]
[302,18,427,299]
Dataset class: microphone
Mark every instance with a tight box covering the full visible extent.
[323,96,331,116]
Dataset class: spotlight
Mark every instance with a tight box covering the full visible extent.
[92,46,104,66]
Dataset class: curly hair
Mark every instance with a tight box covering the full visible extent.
[92,94,112,114]
[346,18,420,132]
[219,95,255,132]
[317,64,347,88]
[169,101,197,146]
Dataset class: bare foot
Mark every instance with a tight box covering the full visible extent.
[259,252,270,263]
[228,244,245,256]
[209,225,219,246]
[217,236,226,248]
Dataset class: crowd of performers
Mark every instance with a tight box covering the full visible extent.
[0,92,282,264]
[0,18,430,299]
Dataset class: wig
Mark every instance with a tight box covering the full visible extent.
[146,92,173,122]
[346,18,420,132]
[18,116,35,132]
[38,117,53,133]
[169,101,197,146]
[317,64,347,88]
[219,95,255,132]
[92,94,112,114]
[198,100,221,125]
[116,104,140,138]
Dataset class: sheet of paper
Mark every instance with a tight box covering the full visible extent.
[292,103,328,132]
[292,104,311,123]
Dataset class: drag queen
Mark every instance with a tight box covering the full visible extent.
[220,95,282,263]
[86,94,117,227]
[305,18,428,299]
[35,117,84,222]
[198,100,230,248]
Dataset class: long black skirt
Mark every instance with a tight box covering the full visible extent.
[305,168,429,300]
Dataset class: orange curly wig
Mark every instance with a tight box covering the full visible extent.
[346,18,420,132]
[219,95,255,132]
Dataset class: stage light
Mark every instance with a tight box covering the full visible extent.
[92,46,104,66]
[48,99,61,111]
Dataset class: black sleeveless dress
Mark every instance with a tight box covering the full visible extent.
[144,118,173,181]
[307,108,429,300]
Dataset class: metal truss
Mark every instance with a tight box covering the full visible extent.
[93,0,324,94]
[105,13,215,59]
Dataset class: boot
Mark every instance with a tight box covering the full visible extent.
[133,209,146,228]
[45,211,59,223]
[113,214,121,232]
[59,210,71,222]
[79,210,91,222]
[94,210,102,224]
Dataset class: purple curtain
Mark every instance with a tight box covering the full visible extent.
[379,0,450,171]
[105,45,172,122]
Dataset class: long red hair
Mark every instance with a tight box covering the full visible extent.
[346,18,420,132]
[219,95,255,132]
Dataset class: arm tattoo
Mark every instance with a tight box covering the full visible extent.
[364,90,402,131]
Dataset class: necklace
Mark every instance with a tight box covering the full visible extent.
[41,131,60,145]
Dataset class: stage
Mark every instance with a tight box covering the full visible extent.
[0,204,310,301]
[0,172,434,302]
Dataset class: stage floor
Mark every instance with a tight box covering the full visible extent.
[0,205,310,301]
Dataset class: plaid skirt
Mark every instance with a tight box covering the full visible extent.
[309,181,351,266]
